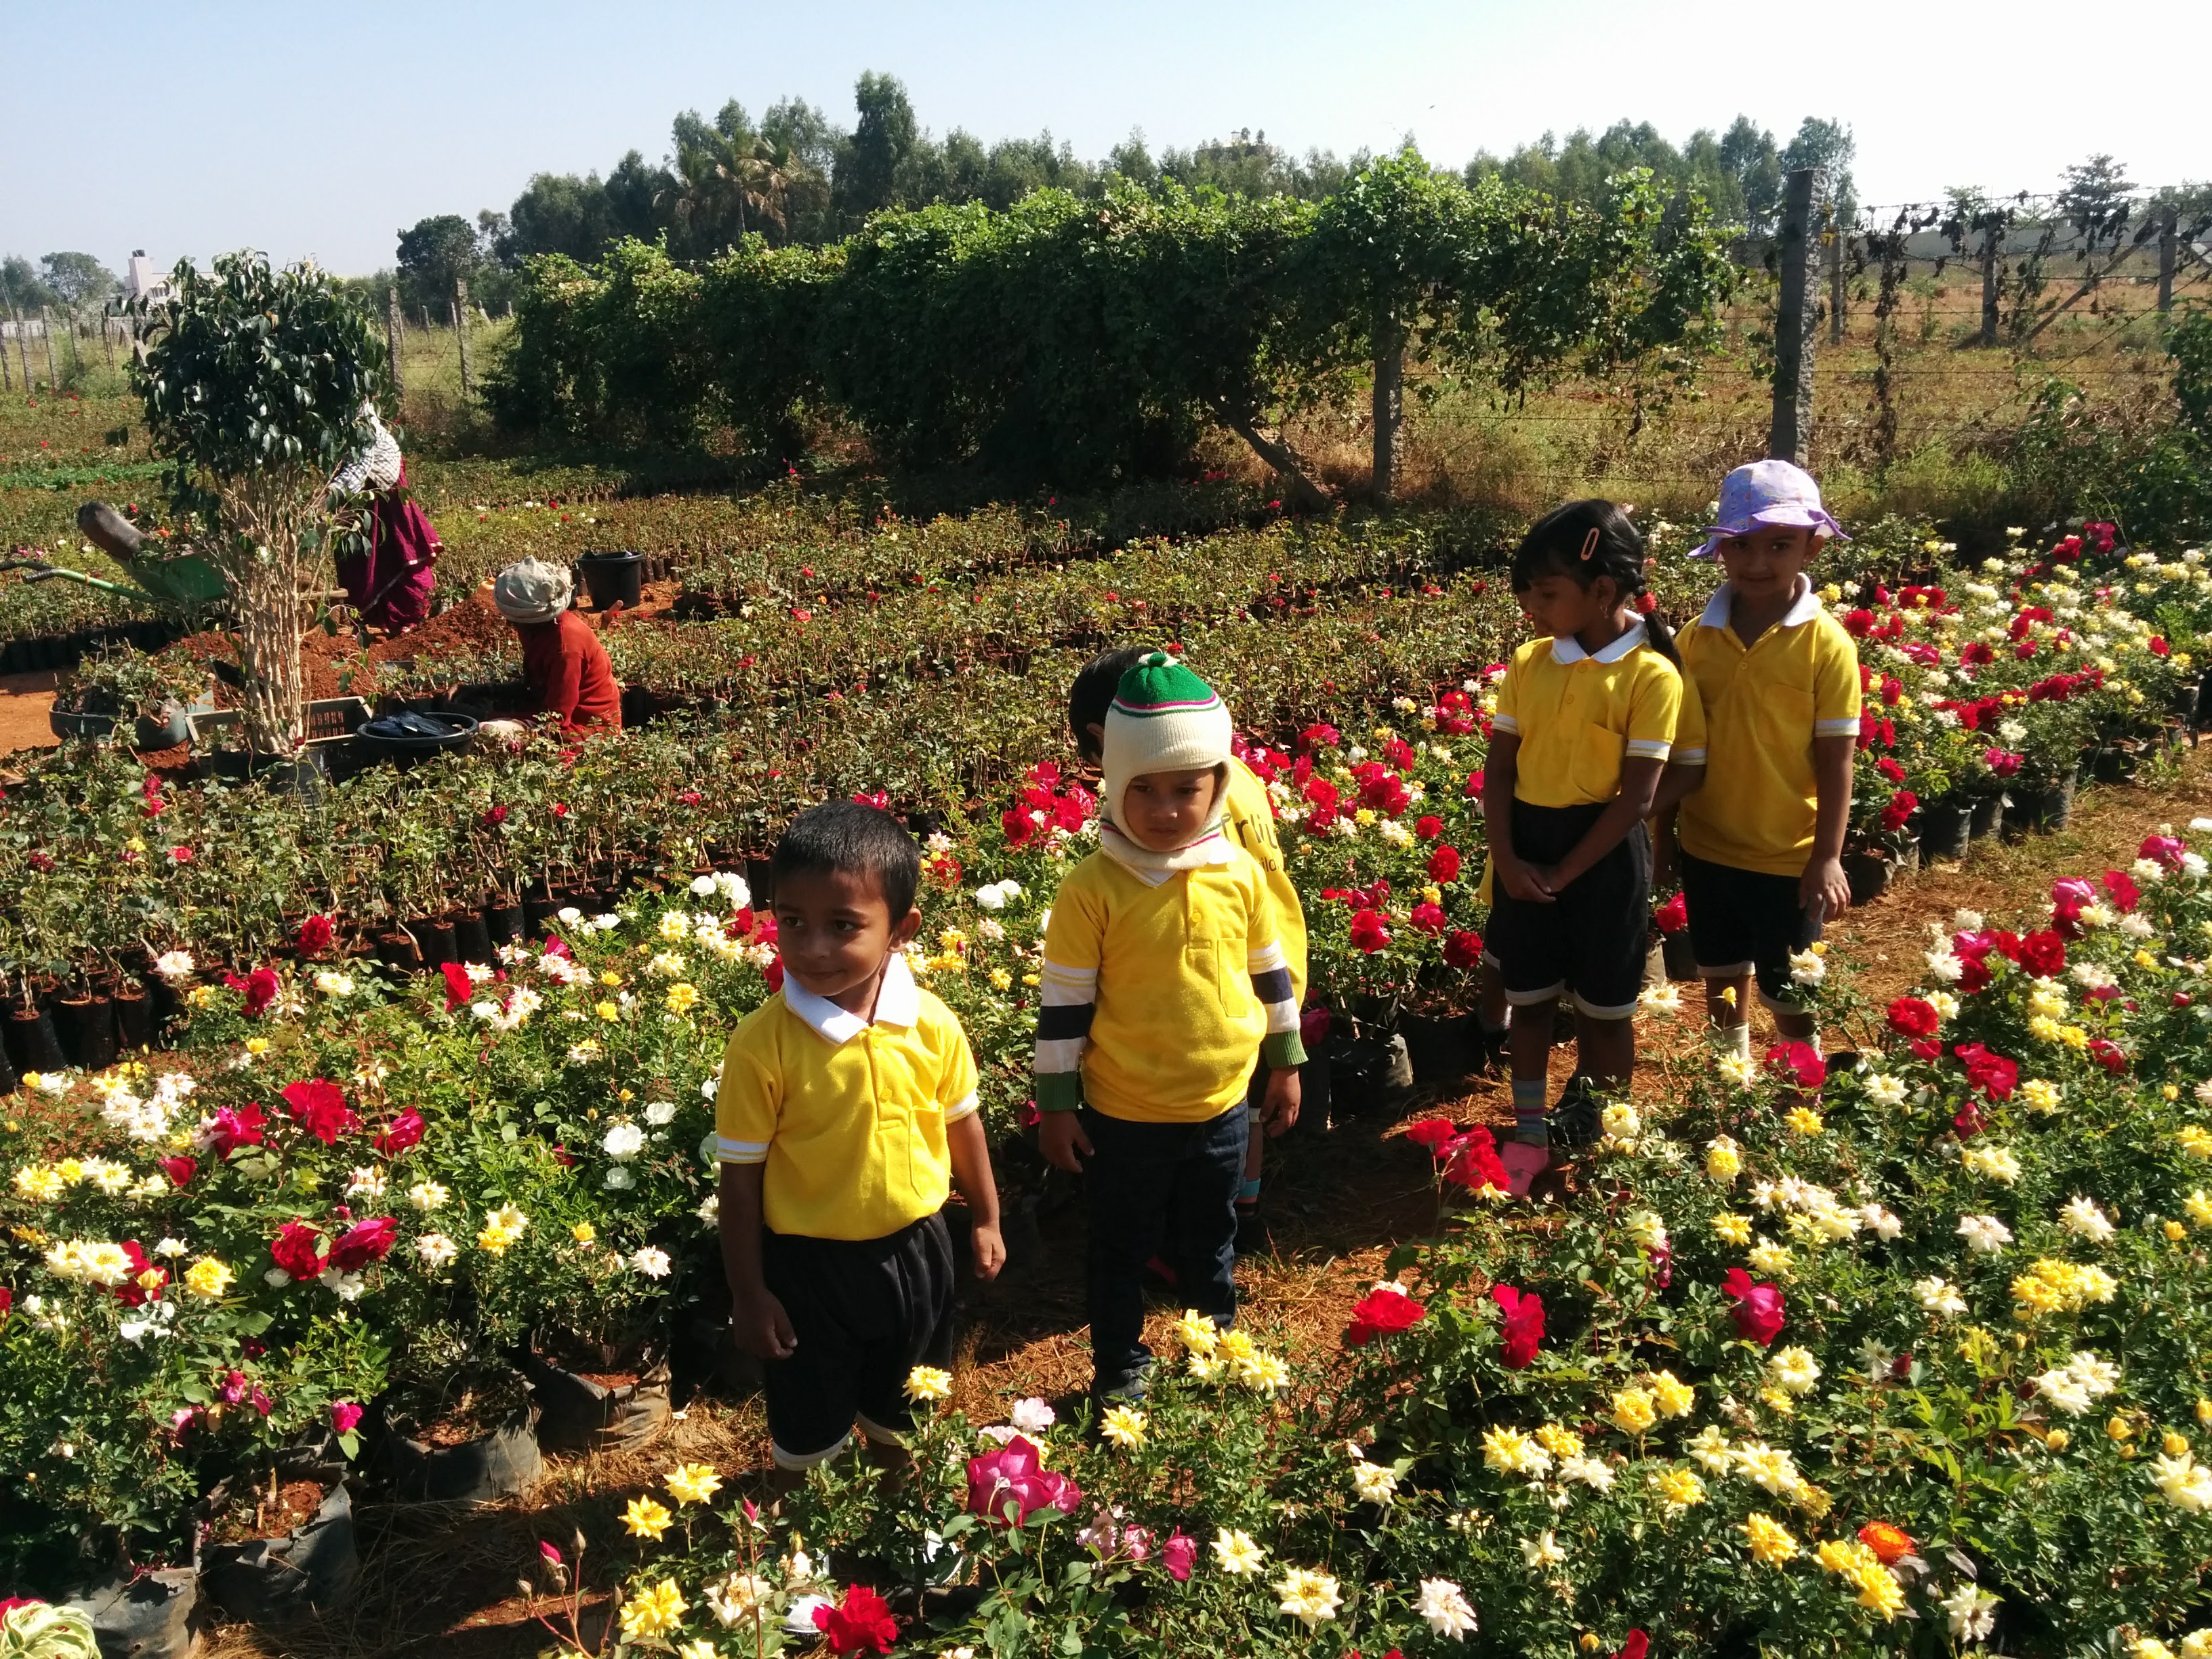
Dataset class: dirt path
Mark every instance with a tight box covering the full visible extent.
[0,670,60,758]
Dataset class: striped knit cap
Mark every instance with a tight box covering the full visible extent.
[1100,651,1234,841]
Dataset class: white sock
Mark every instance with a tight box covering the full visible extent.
[1710,1022,1752,1061]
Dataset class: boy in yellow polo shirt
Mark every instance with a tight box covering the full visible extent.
[1067,647,1307,1250]
[1039,653,1305,1402]
[1673,459,1861,1059]
[717,801,1004,1477]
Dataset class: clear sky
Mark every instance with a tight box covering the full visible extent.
[6,0,2206,278]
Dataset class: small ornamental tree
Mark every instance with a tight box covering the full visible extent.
[134,253,384,753]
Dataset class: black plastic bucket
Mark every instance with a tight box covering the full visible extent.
[578,550,644,611]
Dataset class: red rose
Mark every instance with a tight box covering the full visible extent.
[159,1154,197,1187]
[2013,929,2066,978]
[1953,1042,2019,1101]
[2101,868,2140,914]
[764,957,785,994]
[1443,929,1484,970]
[328,1216,400,1271]
[242,966,279,1017]
[2087,1038,2129,1076]
[1404,1118,1459,1152]
[1410,901,1448,935]
[440,961,474,1012]
[1427,844,1462,883]
[1443,1124,1509,1193]
[374,1109,426,1155]
[270,1221,325,1281]
[1620,1634,1650,1659]
[1653,891,1687,934]
[1414,814,1444,841]
[1879,789,1918,833]
[1721,1267,1785,1345]
[1345,1286,1427,1347]
[1298,722,1340,753]
[1463,768,1486,797]
[296,914,334,955]
[481,806,508,827]
[1490,1284,1546,1369]
[1001,807,1036,847]
[110,1241,165,1307]
[1299,1005,1331,1048]
[1349,910,1391,954]
[1877,756,1906,783]
[1886,996,1939,1037]
[1762,1042,1826,1090]
[206,1103,266,1156]
[282,1080,360,1145]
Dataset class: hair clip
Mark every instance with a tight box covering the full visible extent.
[1578,527,1600,562]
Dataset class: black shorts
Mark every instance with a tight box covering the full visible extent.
[760,1212,956,1467]
[1679,851,1822,1011]
[1484,800,1651,1019]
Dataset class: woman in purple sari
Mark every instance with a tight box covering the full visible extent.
[329,408,438,634]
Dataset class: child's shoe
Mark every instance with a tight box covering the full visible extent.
[1549,1076,1602,1149]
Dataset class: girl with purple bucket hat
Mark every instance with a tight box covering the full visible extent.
[1671,459,1862,1069]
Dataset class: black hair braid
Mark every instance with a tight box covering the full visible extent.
[1509,499,1683,670]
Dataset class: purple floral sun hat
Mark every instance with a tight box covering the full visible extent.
[1690,459,1849,558]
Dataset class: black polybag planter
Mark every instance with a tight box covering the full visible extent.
[1921,800,1972,861]
[382,1403,544,1503]
[5,1004,68,1073]
[201,1481,360,1625]
[521,1350,672,1452]
[64,1561,199,1659]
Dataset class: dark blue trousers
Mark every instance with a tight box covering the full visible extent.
[1081,1103,1248,1389]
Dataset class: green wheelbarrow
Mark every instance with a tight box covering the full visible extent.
[0,503,228,609]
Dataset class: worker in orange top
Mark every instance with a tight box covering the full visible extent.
[480,558,622,737]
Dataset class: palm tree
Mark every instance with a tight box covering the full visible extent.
[666,132,811,251]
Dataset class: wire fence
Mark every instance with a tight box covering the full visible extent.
[1379,181,2210,508]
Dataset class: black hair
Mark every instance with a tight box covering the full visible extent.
[1508,499,1681,668]
[769,800,922,919]
[1067,645,1153,760]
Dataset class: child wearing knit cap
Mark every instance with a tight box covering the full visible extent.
[1034,653,1307,1403]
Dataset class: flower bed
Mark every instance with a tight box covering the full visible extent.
[4,522,2212,1647]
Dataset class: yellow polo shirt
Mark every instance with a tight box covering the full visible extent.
[1491,622,1685,809]
[1475,659,1703,907]
[1676,579,1863,878]
[1223,758,1308,1005]
[1038,848,1295,1124]
[715,957,979,1241]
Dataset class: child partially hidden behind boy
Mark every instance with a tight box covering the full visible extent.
[1037,652,1305,1404]
[718,802,1004,1482]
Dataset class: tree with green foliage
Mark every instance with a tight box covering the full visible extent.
[1300,152,1737,501]
[134,254,384,752]
[37,252,119,314]
[396,214,482,316]
[1781,117,1857,222]
[833,72,918,226]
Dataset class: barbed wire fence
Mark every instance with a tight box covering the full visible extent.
[1398,171,2212,505]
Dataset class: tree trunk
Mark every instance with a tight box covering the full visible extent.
[214,470,314,754]
[1372,306,1402,504]
[1207,400,1330,514]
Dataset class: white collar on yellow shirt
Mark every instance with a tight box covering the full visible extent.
[1549,617,1647,665]
[783,952,920,1044]
[1697,575,1823,632]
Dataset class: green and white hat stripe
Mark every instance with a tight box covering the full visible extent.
[1109,651,1225,719]
[1099,652,1236,845]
